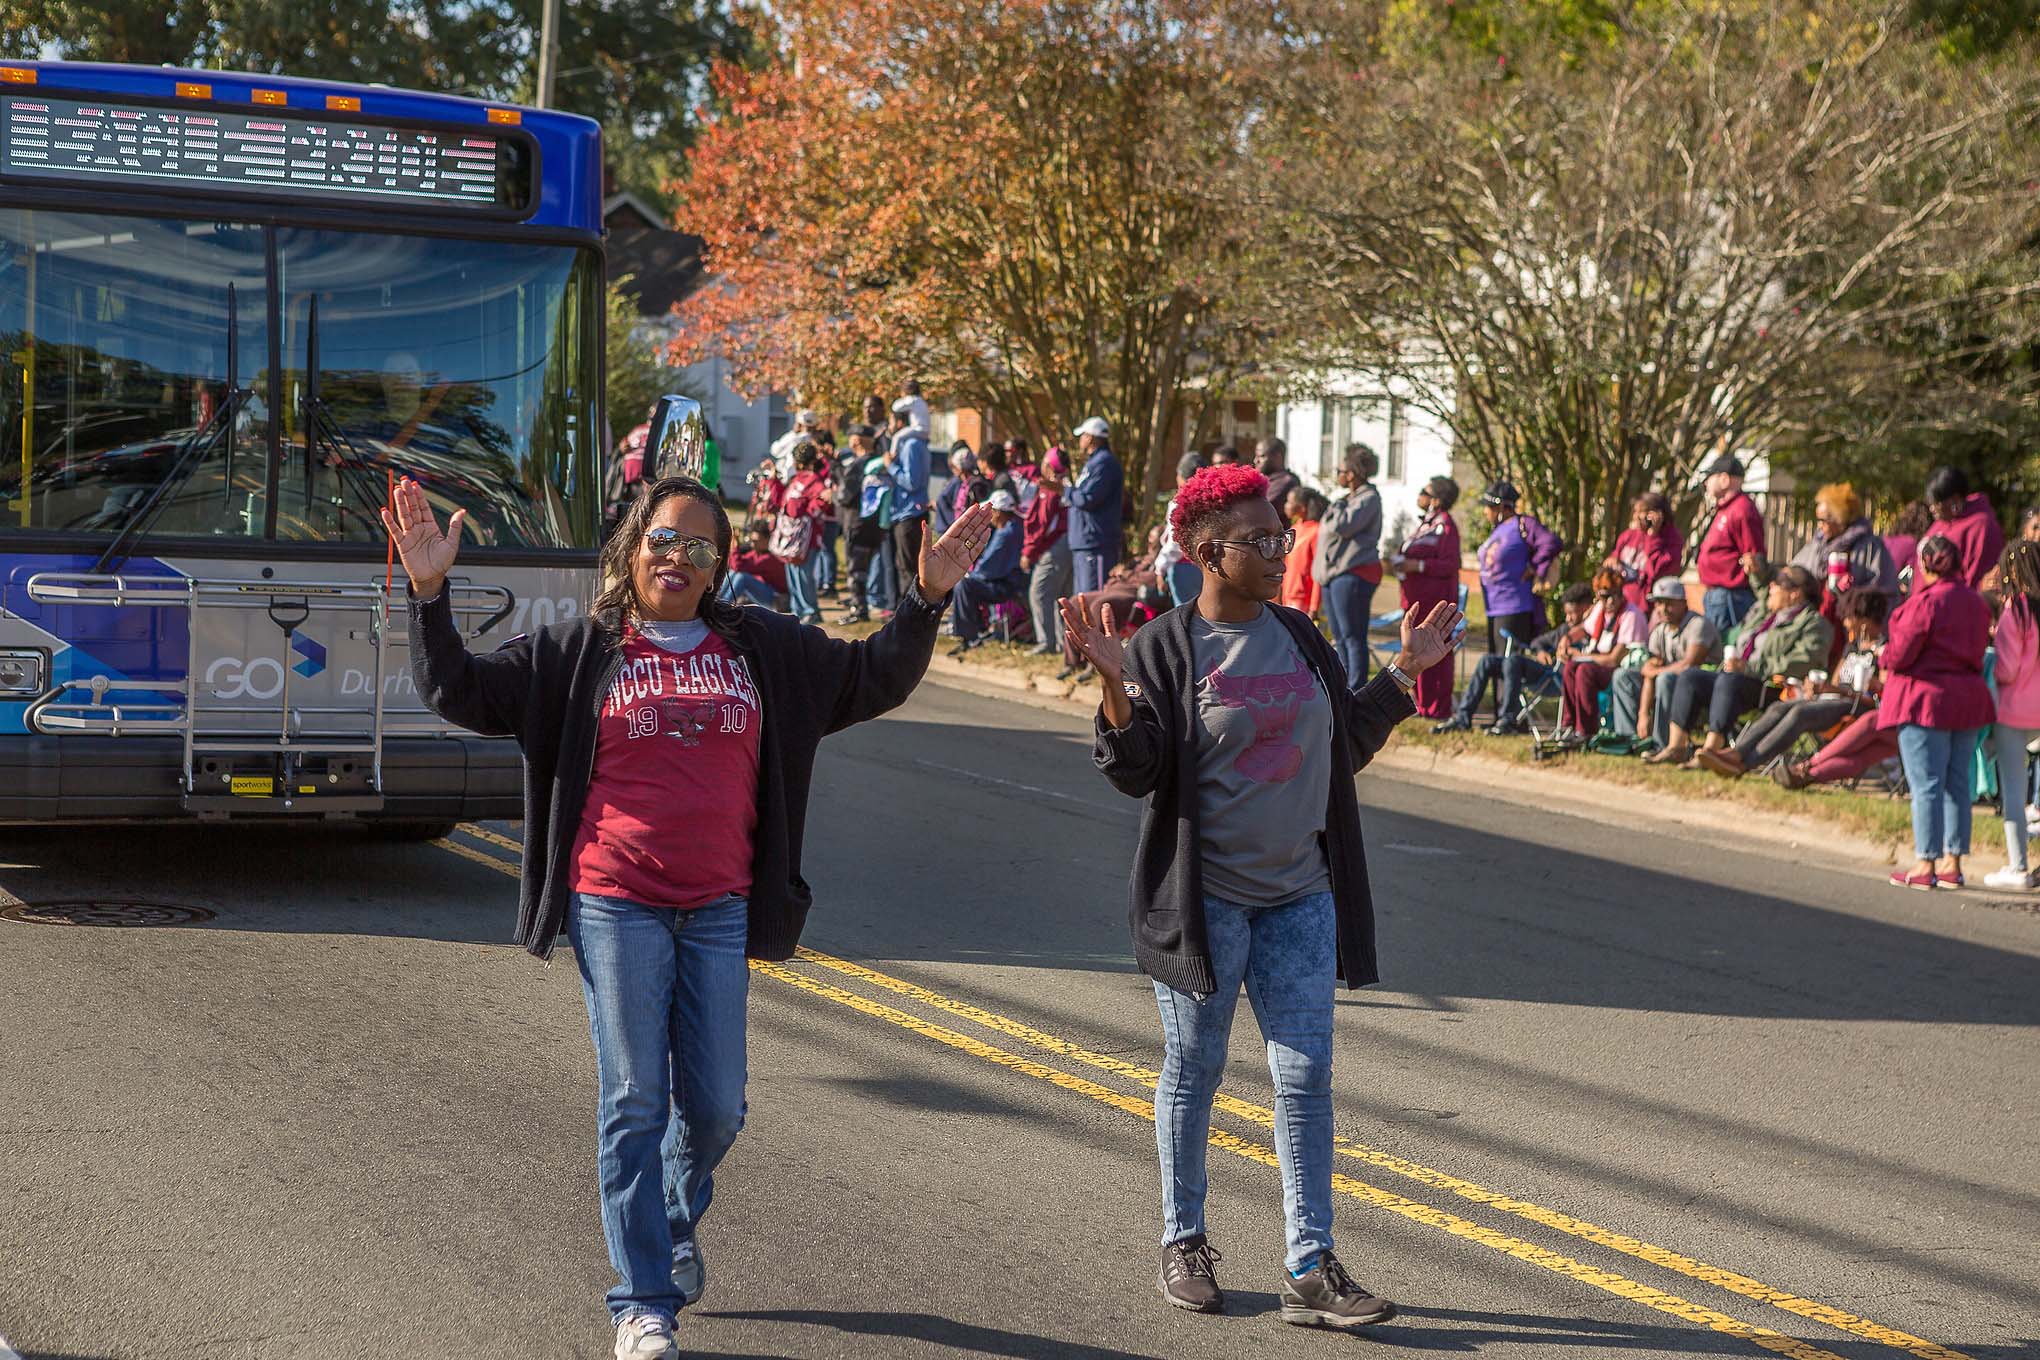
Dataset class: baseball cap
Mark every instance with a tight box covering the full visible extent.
[986,490,1019,514]
[1648,576,1687,603]
[1480,480,1520,507]
[1701,453,1746,478]
[795,408,819,427]
[1074,416,1110,439]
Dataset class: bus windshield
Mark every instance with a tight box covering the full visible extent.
[0,208,601,552]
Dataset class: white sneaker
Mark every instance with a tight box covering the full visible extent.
[614,1312,679,1360]
[1983,865,2035,891]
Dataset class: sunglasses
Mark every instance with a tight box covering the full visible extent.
[1208,529,1296,561]
[643,527,721,570]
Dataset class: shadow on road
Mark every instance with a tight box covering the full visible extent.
[703,1308,1167,1358]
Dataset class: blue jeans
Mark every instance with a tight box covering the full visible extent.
[720,572,776,608]
[1323,572,1375,687]
[568,892,751,1324]
[952,574,1022,642]
[785,552,820,621]
[1168,560,1203,608]
[1153,891,1335,1275]
[817,520,839,592]
[1898,725,1983,860]
[1993,722,2039,871]
[1703,585,1756,637]
[867,535,897,611]
[1072,546,1118,596]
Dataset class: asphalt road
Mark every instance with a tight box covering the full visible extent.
[2,675,2036,1360]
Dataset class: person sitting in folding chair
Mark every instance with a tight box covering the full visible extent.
[948,491,1030,655]
[1611,577,1720,751]
[1553,569,1649,744]
[1699,588,1888,779]
[1648,566,1832,768]
[1434,583,1590,735]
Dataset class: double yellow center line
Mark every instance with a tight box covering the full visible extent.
[433,824,1969,1360]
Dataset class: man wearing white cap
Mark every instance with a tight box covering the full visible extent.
[1066,416,1124,598]
[948,489,1030,655]
[770,408,821,478]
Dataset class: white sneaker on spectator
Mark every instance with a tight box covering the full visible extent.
[1983,866,2035,891]
[613,1312,678,1360]
[2025,804,2040,834]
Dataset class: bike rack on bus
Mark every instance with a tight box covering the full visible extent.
[22,572,513,816]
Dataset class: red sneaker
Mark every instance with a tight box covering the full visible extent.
[1889,870,1936,891]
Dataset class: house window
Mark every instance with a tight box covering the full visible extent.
[1317,401,1340,479]
[1386,399,1408,482]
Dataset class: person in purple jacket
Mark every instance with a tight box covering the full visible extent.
[1476,480,1562,656]
[1882,535,1994,891]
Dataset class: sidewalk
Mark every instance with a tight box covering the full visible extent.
[845,621,2040,907]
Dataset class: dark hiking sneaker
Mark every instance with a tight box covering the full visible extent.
[1158,1236,1225,1313]
[672,1236,705,1307]
[1279,1254,1396,1328]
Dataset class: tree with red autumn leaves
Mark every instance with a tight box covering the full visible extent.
[669,0,1277,515]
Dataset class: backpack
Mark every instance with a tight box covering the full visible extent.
[770,477,821,563]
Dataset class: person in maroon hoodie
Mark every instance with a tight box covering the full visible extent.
[1605,492,1682,612]
[1021,449,1072,655]
[1925,465,2005,593]
[1388,476,1462,718]
[1881,536,1994,891]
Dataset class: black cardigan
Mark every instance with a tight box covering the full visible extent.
[1092,603,1415,994]
[408,583,946,961]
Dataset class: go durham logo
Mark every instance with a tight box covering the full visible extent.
[200,633,412,701]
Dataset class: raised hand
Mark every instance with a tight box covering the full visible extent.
[1397,599,1464,676]
[378,476,466,599]
[919,502,995,598]
[1059,594,1126,683]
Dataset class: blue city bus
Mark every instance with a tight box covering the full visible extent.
[0,61,637,832]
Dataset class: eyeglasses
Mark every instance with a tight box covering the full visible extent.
[643,527,721,570]
[1207,529,1296,561]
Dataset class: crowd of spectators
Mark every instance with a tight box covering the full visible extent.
[616,391,2037,892]
[1406,458,2039,894]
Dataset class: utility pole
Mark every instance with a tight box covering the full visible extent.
[535,0,561,108]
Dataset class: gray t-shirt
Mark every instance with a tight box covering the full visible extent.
[1646,611,1722,666]
[1190,609,1334,905]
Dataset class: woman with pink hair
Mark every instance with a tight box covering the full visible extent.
[1061,464,1461,1333]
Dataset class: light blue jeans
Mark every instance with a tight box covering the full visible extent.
[785,552,821,621]
[1991,723,2039,870]
[720,571,777,608]
[1897,725,1983,860]
[1153,890,1335,1275]
[1323,572,1376,687]
[568,892,750,1324]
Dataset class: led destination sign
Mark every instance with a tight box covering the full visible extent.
[0,93,532,214]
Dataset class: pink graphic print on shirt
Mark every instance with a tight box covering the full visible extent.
[1203,655,1316,783]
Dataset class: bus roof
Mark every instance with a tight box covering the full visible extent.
[2,60,603,234]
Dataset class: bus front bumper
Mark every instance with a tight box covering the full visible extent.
[0,733,521,825]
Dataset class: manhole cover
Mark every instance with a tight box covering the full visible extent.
[0,900,216,928]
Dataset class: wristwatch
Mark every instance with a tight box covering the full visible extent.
[1384,663,1416,693]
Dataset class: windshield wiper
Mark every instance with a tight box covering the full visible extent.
[94,282,249,573]
[300,293,404,533]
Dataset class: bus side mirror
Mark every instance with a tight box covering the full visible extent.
[644,395,707,483]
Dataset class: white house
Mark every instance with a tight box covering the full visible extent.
[1274,369,1464,549]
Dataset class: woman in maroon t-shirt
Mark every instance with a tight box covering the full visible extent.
[386,475,991,1360]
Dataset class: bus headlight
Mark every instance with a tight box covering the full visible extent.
[0,649,47,696]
